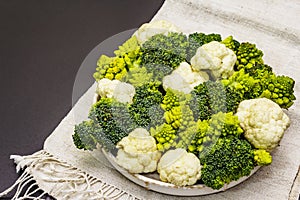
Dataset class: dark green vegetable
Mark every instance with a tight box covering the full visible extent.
[141,32,189,69]
[90,98,135,145]
[72,120,115,151]
[129,82,164,129]
[200,136,255,190]
[189,81,242,121]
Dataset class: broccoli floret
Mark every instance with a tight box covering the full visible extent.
[235,42,264,71]
[253,149,272,166]
[200,136,255,190]
[129,82,164,129]
[188,112,244,157]
[72,120,115,151]
[190,81,242,121]
[150,123,178,151]
[89,98,135,145]
[141,32,188,69]
[144,63,173,82]
[221,36,240,54]
[187,32,222,61]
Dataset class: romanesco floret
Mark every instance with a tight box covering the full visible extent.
[200,136,255,190]
[188,112,244,157]
[114,36,140,57]
[235,42,264,71]
[123,66,153,87]
[221,69,261,100]
[221,65,296,108]
[253,149,272,166]
[221,35,240,54]
[260,74,296,109]
[150,123,178,151]
[94,36,142,81]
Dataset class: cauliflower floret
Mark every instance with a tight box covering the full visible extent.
[157,148,201,186]
[116,128,161,173]
[96,78,135,103]
[235,98,290,151]
[190,41,237,79]
[133,20,182,44]
[162,62,209,94]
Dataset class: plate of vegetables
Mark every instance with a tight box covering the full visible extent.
[72,20,296,196]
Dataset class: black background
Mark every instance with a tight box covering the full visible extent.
[0,0,164,197]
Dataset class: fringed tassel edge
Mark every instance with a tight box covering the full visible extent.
[0,150,140,200]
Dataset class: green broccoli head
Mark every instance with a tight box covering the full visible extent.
[89,98,135,145]
[221,35,240,54]
[200,136,255,190]
[141,32,188,69]
[253,149,272,166]
[144,63,173,82]
[72,120,115,151]
[235,42,264,71]
[187,32,222,61]
[129,82,164,129]
[150,123,178,151]
[190,81,242,121]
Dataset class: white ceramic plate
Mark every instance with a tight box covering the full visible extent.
[102,149,260,196]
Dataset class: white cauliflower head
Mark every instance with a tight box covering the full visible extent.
[133,20,182,44]
[190,41,237,79]
[96,78,135,103]
[116,128,161,173]
[162,62,209,94]
[157,148,202,186]
[235,98,290,151]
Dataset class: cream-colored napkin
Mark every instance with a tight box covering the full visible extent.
[1,0,300,199]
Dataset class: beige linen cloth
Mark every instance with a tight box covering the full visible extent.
[1,0,300,199]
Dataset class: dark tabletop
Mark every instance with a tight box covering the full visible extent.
[0,0,164,197]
